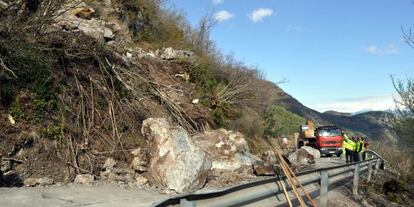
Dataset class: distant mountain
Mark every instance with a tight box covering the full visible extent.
[272,88,398,142]
[324,110,352,117]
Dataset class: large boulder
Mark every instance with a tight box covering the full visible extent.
[192,129,258,173]
[288,146,320,167]
[141,118,211,193]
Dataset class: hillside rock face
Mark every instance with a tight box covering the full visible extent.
[192,129,258,173]
[141,118,211,193]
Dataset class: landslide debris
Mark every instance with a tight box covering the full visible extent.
[0,0,272,190]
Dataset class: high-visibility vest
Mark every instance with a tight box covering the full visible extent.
[357,141,365,152]
[342,139,355,151]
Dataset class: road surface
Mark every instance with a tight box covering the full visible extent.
[0,157,348,207]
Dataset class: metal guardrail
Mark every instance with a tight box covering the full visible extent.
[152,151,385,207]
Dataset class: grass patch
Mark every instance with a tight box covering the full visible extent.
[264,105,306,137]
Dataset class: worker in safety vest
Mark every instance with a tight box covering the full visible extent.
[341,133,355,163]
[355,137,365,161]
[362,137,367,160]
[353,137,360,162]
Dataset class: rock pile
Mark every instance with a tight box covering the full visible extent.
[141,118,261,193]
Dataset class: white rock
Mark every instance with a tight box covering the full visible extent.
[102,158,116,170]
[288,146,320,167]
[135,176,148,186]
[301,146,321,159]
[192,99,199,104]
[36,177,54,186]
[142,118,211,193]
[8,114,15,125]
[74,174,94,185]
[192,129,258,173]
[129,148,147,172]
[159,47,194,60]
[23,178,38,187]
[103,27,114,40]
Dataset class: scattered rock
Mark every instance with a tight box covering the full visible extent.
[74,174,94,185]
[192,99,200,104]
[36,177,54,186]
[102,158,116,170]
[288,146,320,167]
[175,73,190,82]
[301,146,321,159]
[23,178,38,187]
[72,7,95,20]
[8,114,15,125]
[253,164,276,176]
[54,4,123,43]
[192,129,258,173]
[103,28,114,40]
[22,177,54,187]
[1,160,12,172]
[158,47,194,60]
[261,150,277,164]
[128,148,148,172]
[135,176,148,186]
[142,118,211,193]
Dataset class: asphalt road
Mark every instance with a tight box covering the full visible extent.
[0,157,348,207]
[0,183,169,207]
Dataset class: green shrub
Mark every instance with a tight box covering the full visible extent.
[42,125,63,140]
[0,40,56,116]
[264,105,306,137]
[118,0,186,48]
[10,99,26,120]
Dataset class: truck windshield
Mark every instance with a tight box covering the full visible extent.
[318,128,341,137]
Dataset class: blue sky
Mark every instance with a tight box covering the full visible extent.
[169,0,414,113]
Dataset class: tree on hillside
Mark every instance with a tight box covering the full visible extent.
[391,77,414,151]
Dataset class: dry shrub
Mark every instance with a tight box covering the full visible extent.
[370,141,413,181]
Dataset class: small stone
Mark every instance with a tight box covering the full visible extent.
[8,114,15,125]
[1,160,12,172]
[102,158,116,170]
[103,28,114,40]
[192,99,199,104]
[135,176,148,186]
[129,148,148,172]
[107,172,123,182]
[23,178,38,187]
[74,174,94,185]
[126,52,132,58]
[253,164,276,176]
[36,177,54,186]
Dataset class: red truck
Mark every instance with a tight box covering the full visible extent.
[295,122,343,157]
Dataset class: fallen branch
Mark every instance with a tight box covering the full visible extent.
[0,57,17,78]
[2,157,24,163]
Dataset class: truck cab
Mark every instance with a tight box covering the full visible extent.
[314,126,343,157]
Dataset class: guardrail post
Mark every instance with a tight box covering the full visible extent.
[374,159,381,176]
[180,199,196,207]
[367,160,373,182]
[320,170,328,207]
[353,163,360,197]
